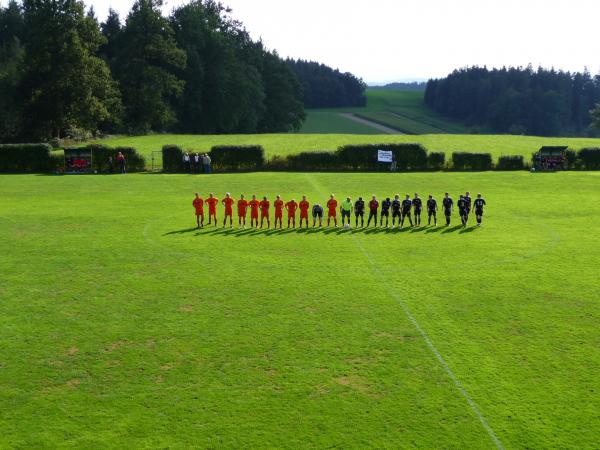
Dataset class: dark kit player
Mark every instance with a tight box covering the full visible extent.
[457,195,468,227]
[391,195,401,228]
[442,193,453,226]
[367,195,379,227]
[413,193,423,226]
[427,195,438,226]
[474,193,486,227]
[401,194,413,228]
[464,191,472,225]
[380,197,391,228]
[312,203,324,227]
[354,197,365,227]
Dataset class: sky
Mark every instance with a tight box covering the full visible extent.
[72,0,600,83]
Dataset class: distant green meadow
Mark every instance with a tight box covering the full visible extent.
[90,132,600,162]
[1,171,599,448]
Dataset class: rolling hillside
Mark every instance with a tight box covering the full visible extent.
[298,89,473,135]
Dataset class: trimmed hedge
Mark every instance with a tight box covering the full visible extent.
[497,155,525,170]
[451,152,493,170]
[578,148,600,169]
[0,143,53,172]
[162,145,184,172]
[565,149,577,169]
[77,144,146,172]
[427,152,445,170]
[210,145,264,171]
[336,143,427,170]
[287,151,339,171]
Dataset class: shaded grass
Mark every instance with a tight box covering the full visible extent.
[0,172,599,448]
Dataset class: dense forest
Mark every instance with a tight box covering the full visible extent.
[425,66,600,136]
[286,59,366,108]
[0,0,364,142]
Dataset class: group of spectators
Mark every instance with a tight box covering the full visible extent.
[183,152,212,174]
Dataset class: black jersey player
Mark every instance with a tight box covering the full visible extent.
[426,195,438,226]
[457,195,468,227]
[413,193,423,226]
[380,197,391,227]
[354,197,365,227]
[400,194,413,228]
[473,193,486,226]
[442,193,453,226]
[391,195,401,228]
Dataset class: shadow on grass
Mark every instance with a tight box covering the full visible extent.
[425,226,443,234]
[459,226,478,234]
[163,227,199,236]
[442,225,463,234]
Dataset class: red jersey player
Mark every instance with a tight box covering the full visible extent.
[206,193,219,226]
[326,194,338,227]
[274,195,284,229]
[221,193,235,228]
[285,198,298,228]
[248,195,260,228]
[237,194,249,228]
[192,193,204,228]
[299,195,310,228]
[259,196,270,229]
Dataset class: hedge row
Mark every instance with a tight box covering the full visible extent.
[0,143,54,172]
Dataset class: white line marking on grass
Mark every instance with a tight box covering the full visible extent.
[303,173,504,449]
[353,238,505,450]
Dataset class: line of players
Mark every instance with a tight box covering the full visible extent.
[193,192,486,229]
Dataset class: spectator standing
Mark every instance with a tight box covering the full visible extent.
[203,153,212,174]
[194,153,201,174]
[116,151,126,174]
[107,156,114,174]
[183,152,191,172]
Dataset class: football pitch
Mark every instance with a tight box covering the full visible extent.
[1,171,599,448]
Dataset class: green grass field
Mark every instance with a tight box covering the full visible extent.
[1,172,599,448]
[90,132,600,163]
[298,89,473,135]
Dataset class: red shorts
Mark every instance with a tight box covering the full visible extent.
[195,210,204,216]
[328,210,337,217]
[251,210,259,219]
[209,209,217,215]
[275,211,283,218]
[300,211,309,219]
[261,211,269,218]
[238,210,247,217]
[225,209,233,216]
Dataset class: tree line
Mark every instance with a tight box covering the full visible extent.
[0,0,364,142]
[286,59,366,108]
[425,66,600,136]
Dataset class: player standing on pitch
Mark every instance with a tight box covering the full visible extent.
[299,196,310,228]
[326,194,338,227]
[401,194,413,228]
[237,194,248,229]
[391,195,401,228]
[442,193,453,226]
[259,196,270,229]
[367,195,379,227]
[274,195,284,229]
[427,195,438,226]
[248,195,260,228]
[193,193,204,228]
[206,193,219,226]
[340,197,353,227]
[380,197,391,228]
[413,193,423,227]
[474,193,486,227]
[285,198,298,228]
[457,195,468,227]
[221,193,235,228]
[464,191,472,225]
[354,196,365,227]
[312,203,324,227]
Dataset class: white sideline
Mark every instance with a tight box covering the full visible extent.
[304,173,504,449]
[353,238,504,450]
